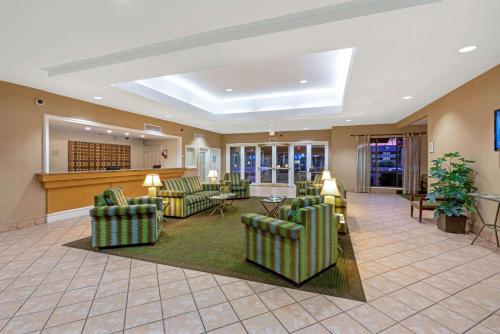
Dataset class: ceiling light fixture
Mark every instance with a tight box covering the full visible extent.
[458,45,477,53]
[107,130,112,133]
[125,132,130,136]
[403,96,413,100]
[225,88,233,92]
[165,115,172,118]
[141,134,145,138]
[303,127,309,130]
[346,119,352,122]
[85,127,91,131]
[300,80,308,84]
[93,96,103,100]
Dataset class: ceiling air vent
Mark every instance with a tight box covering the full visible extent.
[144,123,161,134]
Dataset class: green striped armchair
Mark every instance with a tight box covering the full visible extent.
[241,195,339,286]
[90,187,163,249]
[223,173,250,199]
[295,174,322,197]
[158,176,220,217]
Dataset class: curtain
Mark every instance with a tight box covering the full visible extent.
[356,135,371,193]
[402,134,421,194]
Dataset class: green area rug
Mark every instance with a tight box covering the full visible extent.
[65,197,365,301]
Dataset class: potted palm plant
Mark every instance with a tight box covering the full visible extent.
[427,152,476,233]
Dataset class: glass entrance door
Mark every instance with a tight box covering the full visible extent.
[259,145,273,183]
[310,145,326,181]
[275,145,289,184]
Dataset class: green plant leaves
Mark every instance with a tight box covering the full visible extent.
[427,152,476,217]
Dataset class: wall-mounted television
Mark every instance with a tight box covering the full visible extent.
[496,109,500,151]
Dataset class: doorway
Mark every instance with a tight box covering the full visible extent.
[226,141,327,186]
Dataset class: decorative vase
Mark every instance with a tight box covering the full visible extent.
[437,213,467,234]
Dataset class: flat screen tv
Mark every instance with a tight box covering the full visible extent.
[496,109,500,151]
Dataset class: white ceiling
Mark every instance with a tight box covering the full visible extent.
[0,0,499,134]
[116,48,353,117]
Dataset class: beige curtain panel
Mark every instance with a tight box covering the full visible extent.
[402,133,421,194]
[356,135,371,193]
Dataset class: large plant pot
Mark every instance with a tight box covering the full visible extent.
[437,214,467,234]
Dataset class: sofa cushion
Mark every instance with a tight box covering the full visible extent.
[163,178,186,192]
[186,194,208,205]
[412,200,437,210]
[103,187,128,206]
[231,185,247,191]
[227,173,241,186]
[182,176,203,194]
[195,190,219,198]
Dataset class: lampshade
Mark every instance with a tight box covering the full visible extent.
[321,170,332,181]
[207,170,218,178]
[142,174,162,187]
[321,178,340,196]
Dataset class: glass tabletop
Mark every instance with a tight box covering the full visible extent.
[261,196,286,203]
[210,193,236,200]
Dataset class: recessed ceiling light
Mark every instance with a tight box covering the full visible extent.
[303,127,309,130]
[107,130,112,133]
[140,134,145,138]
[346,119,352,122]
[300,80,308,84]
[165,115,172,118]
[125,132,130,136]
[93,96,103,100]
[225,88,233,92]
[458,45,477,53]
[85,127,91,131]
[403,96,413,100]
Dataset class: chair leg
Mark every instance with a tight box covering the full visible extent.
[410,206,414,217]
[419,207,423,223]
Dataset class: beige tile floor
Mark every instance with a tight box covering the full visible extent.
[0,193,499,333]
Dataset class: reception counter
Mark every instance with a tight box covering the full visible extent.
[37,168,187,214]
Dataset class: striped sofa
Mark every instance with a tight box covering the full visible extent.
[90,187,163,249]
[241,195,339,285]
[223,173,250,199]
[158,176,220,218]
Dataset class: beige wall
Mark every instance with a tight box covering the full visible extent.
[49,127,146,172]
[400,65,500,239]
[330,124,428,191]
[143,138,180,168]
[0,81,221,231]
[221,130,331,175]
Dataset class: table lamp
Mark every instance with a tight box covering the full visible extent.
[143,174,162,197]
[321,178,340,205]
[208,170,218,184]
[321,170,332,181]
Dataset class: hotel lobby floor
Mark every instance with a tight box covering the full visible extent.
[0,194,499,333]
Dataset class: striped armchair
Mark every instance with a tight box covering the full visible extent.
[223,173,250,199]
[295,174,322,197]
[241,195,339,285]
[90,187,163,249]
[158,176,220,217]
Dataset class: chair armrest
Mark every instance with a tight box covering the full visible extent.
[202,183,221,191]
[410,194,425,201]
[241,179,249,187]
[295,181,313,188]
[279,205,291,221]
[127,196,163,211]
[241,213,303,240]
[90,204,157,217]
[157,190,186,198]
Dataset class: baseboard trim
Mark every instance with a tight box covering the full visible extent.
[46,206,91,223]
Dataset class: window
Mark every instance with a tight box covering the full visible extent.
[370,137,403,187]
